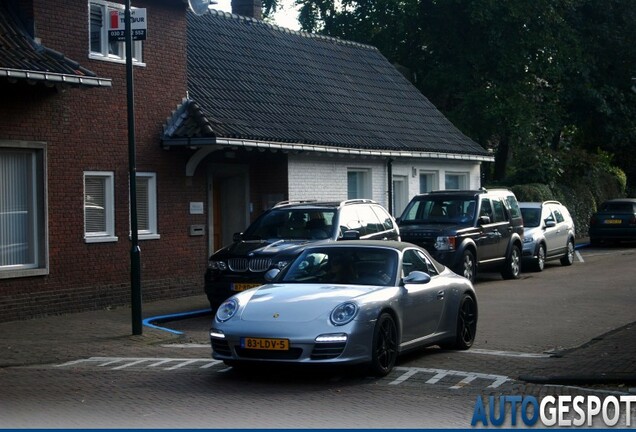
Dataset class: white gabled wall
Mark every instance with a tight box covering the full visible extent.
[287,154,389,207]
[287,153,483,214]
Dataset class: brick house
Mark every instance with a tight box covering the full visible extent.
[0,0,207,322]
[0,0,492,322]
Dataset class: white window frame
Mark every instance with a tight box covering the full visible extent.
[134,172,160,240]
[419,171,438,193]
[88,0,144,65]
[347,168,371,199]
[445,172,469,190]
[0,141,49,279]
[84,171,118,243]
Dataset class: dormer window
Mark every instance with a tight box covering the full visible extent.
[89,0,143,64]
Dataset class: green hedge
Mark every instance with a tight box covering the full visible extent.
[502,163,626,239]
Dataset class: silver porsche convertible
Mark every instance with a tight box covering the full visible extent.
[210,240,477,376]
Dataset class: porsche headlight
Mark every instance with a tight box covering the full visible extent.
[216,299,238,322]
[330,302,358,326]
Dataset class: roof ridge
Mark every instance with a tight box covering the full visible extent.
[205,8,378,51]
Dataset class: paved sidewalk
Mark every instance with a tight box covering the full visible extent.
[0,294,634,392]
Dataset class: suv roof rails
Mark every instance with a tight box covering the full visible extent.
[340,199,377,205]
[273,199,318,208]
[427,189,483,194]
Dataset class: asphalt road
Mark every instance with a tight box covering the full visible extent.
[1,243,634,428]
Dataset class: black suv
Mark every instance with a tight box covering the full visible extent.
[397,189,524,282]
[204,199,400,311]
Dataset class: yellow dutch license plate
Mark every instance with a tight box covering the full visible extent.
[232,283,261,292]
[604,219,622,224]
[241,337,289,351]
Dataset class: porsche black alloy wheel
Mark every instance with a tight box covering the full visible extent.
[454,294,477,350]
[369,313,398,377]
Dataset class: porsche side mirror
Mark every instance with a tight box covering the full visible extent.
[402,270,431,285]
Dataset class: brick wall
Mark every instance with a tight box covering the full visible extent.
[0,0,208,322]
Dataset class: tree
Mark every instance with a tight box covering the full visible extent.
[279,0,636,190]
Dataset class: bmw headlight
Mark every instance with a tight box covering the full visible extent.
[216,299,238,322]
[330,302,358,326]
[434,235,456,251]
[209,260,227,270]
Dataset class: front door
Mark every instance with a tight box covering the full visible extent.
[207,164,249,255]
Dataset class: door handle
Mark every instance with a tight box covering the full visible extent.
[437,290,445,300]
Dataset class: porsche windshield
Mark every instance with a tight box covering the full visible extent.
[282,247,399,286]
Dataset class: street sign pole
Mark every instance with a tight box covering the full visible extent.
[125,0,143,335]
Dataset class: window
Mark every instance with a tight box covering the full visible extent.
[89,0,143,64]
[552,208,565,223]
[347,169,371,199]
[419,172,437,193]
[0,142,48,278]
[491,198,507,223]
[402,249,438,277]
[479,199,493,220]
[371,205,395,231]
[135,173,159,239]
[445,172,468,190]
[84,171,117,243]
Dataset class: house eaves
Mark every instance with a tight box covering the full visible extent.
[162,10,493,162]
[0,3,112,88]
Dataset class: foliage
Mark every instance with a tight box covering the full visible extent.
[510,184,556,203]
[279,0,636,191]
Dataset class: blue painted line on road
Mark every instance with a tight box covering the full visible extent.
[142,308,211,335]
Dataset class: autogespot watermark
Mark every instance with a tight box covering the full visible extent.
[471,395,636,427]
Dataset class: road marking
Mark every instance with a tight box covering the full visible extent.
[576,251,584,262]
[160,343,210,349]
[457,348,552,358]
[450,375,477,389]
[56,357,510,390]
[56,357,221,370]
[390,366,511,389]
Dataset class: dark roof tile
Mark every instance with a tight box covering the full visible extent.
[0,3,110,87]
[165,10,487,156]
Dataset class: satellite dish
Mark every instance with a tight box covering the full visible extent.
[188,0,211,15]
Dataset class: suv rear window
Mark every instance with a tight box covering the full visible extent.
[600,202,635,212]
[243,209,336,240]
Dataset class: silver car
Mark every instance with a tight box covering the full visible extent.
[519,201,576,271]
[210,240,477,376]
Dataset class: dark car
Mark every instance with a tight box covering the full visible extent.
[204,199,400,311]
[397,188,524,283]
[589,198,636,245]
